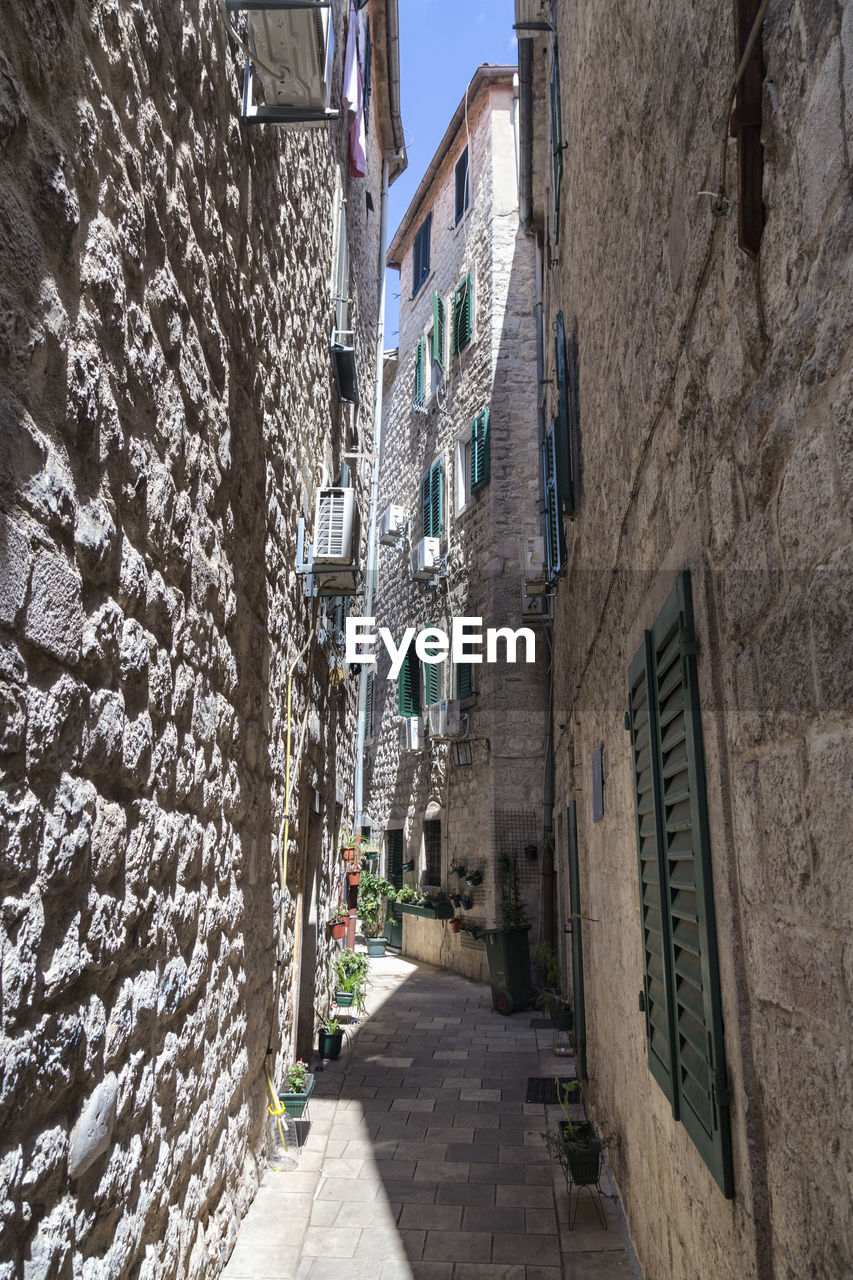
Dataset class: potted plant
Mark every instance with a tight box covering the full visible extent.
[401,858,415,872]
[464,867,483,887]
[543,1079,617,1212]
[536,988,574,1032]
[450,861,467,878]
[460,895,474,910]
[398,889,454,920]
[366,936,387,957]
[278,1059,314,1116]
[339,829,362,863]
[333,949,369,1012]
[357,869,397,941]
[346,868,361,888]
[318,1011,344,1059]
[327,908,348,941]
[449,918,462,933]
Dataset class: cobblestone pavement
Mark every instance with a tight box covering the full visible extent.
[223,952,641,1280]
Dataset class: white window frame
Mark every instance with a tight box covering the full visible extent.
[454,430,472,515]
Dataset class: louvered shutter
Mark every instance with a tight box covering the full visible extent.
[456,662,473,700]
[386,828,403,891]
[554,313,574,517]
[470,409,490,492]
[424,631,441,706]
[422,459,442,539]
[542,425,565,578]
[629,572,734,1198]
[364,669,374,739]
[413,339,425,408]
[397,648,420,717]
[452,274,473,354]
[433,292,445,370]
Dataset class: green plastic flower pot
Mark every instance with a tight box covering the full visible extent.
[278,1073,315,1117]
[318,1029,344,1059]
[366,938,387,957]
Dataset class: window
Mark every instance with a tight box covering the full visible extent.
[397,648,420,717]
[421,458,443,539]
[332,185,350,341]
[542,424,565,579]
[455,434,471,515]
[455,147,470,224]
[386,828,404,892]
[543,312,580,580]
[470,408,490,492]
[455,662,473,700]
[424,819,442,885]
[412,214,432,297]
[363,668,374,740]
[413,337,427,409]
[452,273,473,354]
[432,291,445,371]
[627,571,734,1198]
[550,41,564,241]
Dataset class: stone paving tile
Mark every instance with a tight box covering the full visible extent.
[492,1233,561,1266]
[398,1202,463,1231]
[422,1229,493,1263]
[435,1181,496,1206]
[353,1227,426,1261]
[461,1206,526,1234]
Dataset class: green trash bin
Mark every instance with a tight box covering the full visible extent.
[480,924,533,1015]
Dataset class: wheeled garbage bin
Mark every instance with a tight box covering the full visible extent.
[480,924,534,1015]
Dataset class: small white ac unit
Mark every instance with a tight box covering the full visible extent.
[524,536,549,595]
[521,582,550,621]
[313,487,356,565]
[379,505,407,546]
[401,716,423,752]
[248,4,332,113]
[428,700,462,740]
[410,537,441,580]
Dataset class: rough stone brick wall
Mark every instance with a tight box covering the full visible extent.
[539,3,852,1279]
[0,1,385,1276]
[365,75,547,980]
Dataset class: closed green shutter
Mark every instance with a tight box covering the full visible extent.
[422,459,443,539]
[554,313,575,518]
[397,649,420,717]
[456,662,473,700]
[452,274,473,354]
[627,571,734,1198]
[550,41,564,241]
[455,147,470,224]
[424,637,442,707]
[542,424,565,579]
[567,801,587,1081]
[413,338,425,408]
[364,669,374,739]
[412,214,432,296]
[386,828,404,891]
[470,408,490,492]
[433,292,445,370]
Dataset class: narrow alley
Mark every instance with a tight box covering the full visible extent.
[223,953,638,1280]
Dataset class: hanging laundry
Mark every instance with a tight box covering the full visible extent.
[342,0,367,177]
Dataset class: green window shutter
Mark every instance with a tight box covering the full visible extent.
[456,662,473,700]
[550,41,564,241]
[433,292,445,370]
[554,313,575,518]
[397,648,420,717]
[413,338,425,408]
[628,571,734,1198]
[470,408,490,492]
[424,633,441,706]
[422,459,443,538]
[386,828,403,891]
[542,425,565,579]
[452,274,473,354]
[364,669,374,739]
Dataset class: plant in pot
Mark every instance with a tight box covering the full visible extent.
[327,907,349,940]
[533,942,573,1030]
[333,949,369,1013]
[401,858,415,872]
[357,869,396,950]
[460,895,474,910]
[339,829,362,863]
[318,1011,344,1059]
[450,860,467,878]
[542,1079,617,1227]
[449,918,462,933]
[278,1058,314,1116]
[464,867,483,887]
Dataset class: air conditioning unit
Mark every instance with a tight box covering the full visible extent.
[379,505,407,546]
[521,582,550,621]
[524,536,549,595]
[428,700,462,740]
[401,716,423,752]
[312,487,360,595]
[409,537,441,580]
[245,3,333,116]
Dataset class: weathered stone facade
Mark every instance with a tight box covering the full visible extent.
[522,1,852,1278]
[0,1,401,1276]
[365,69,549,980]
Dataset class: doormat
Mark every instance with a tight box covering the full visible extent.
[529,1017,552,1029]
[525,1077,581,1105]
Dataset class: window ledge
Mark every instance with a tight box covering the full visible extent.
[410,269,435,302]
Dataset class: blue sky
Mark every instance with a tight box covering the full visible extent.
[384,0,518,345]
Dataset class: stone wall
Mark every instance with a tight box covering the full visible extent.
[538,2,852,1279]
[365,74,548,969]
[0,1,386,1276]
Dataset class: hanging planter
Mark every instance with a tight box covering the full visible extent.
[464,869,483,887]
[334,991,355,1008]
[449,918,462,934]
[450,893,462,908]
[278,1062,314,1118]
[450,862,467,878]
[342,847,358,864]
[327,917,348,940]
[460,896,474,911]
[347,870,361,888]
[401,859,415,872]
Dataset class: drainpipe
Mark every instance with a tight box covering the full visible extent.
[353,154,392,835]
[535,236,556,948]
[517,36,534,233]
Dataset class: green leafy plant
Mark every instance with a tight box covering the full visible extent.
[497,852,528,927]
[282,1059,309,1092]
[395,884,421,904]
[450,860,467,877]
[534,941,562,990]
[333,949,369,1011]
[357,870,397,937]
[320,1012,341,1034]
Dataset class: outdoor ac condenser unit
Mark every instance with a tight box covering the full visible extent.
[428,700,462,740]
[247,3,331,113]
[410,537,441,580]
[521,582,550,621]
[313,487,356,565]
[524,536,549,595]
[402,717,423,752]
[379,505,407,546]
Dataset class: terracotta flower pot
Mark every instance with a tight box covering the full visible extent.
[347,870,361,887]
[328,919,347,940]
[450,919,462,933]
